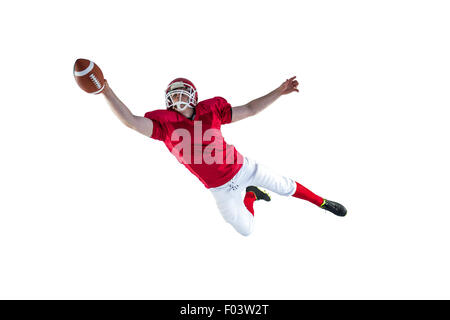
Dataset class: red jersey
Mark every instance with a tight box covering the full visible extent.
[144,97,244,188]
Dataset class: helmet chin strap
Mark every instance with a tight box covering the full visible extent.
[174,102,194,111]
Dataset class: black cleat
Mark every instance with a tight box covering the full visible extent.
[246,186,271,202]
[320,199,347,217]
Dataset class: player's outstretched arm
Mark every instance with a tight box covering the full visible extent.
[102,81,154,137]
[231,76,299,123]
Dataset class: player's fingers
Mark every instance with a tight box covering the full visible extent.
[289,76,296,81]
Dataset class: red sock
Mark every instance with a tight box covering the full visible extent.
[244,192,257,215]
[292,181,324,207]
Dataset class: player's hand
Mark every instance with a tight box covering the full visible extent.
[278,76,299,95]
[102,79,111,94]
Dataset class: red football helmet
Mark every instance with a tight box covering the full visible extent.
[165,78,198,111]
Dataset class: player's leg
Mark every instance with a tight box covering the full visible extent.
[248,159,347,216]
[227,158,272,217]
[243,186,271,215]
[210,188,255,236]
[247,159,297,197]
[292,182,347,216]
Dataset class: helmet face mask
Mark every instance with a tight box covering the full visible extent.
[165,78,198,112]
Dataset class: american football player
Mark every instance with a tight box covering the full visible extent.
[102,76,346,236]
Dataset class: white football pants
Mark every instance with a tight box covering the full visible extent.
[209,157,296,236]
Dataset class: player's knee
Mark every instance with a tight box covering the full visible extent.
[232,220,254,237]
[273,178,296,196]
[238,227,253,237]
[222,210,254,237]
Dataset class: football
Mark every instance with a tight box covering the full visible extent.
[73,59,105,94]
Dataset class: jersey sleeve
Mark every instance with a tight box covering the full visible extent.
[144,111,167,141]
[214,97,233,124]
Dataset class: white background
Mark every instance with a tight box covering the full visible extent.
[0,0,449,299]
